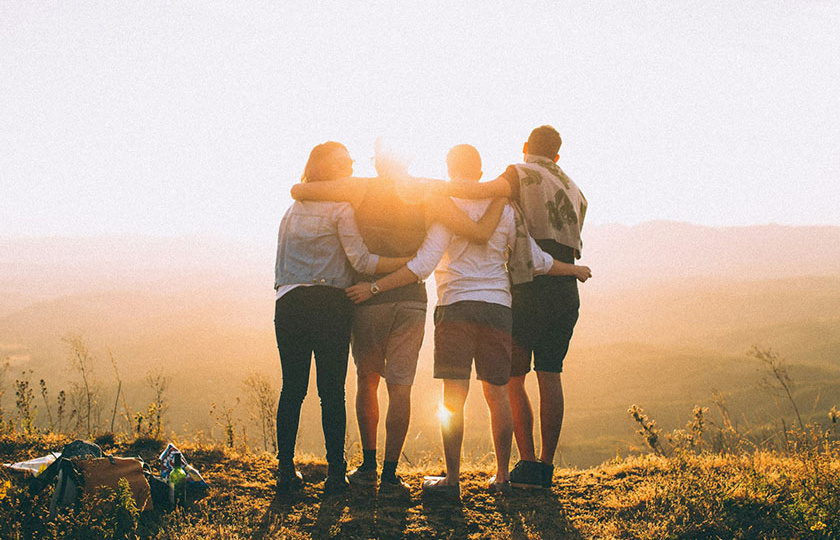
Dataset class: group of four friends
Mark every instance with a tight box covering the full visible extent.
[273,125,591,498]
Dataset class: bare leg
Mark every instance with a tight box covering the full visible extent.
[384,383,412,463]
[536,371,564,464]
[482,381,513,483]
[356,373,381,453]
[507,374,536,462]
[440,379,469,485]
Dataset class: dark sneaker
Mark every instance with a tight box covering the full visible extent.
[323,474,350,495]
[540,462,555,489]
[276,467,304,494]
[422,476,460,499]
[509,460,544,489]
[347,467,378,487]
[378,474,411,498]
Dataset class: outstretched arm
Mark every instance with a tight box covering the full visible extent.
[447,176,512,200]
[547,261,592,282]
[426,195,506,243]
[290,177,367,208]
[345,266,418,304]
[346,223,449,304]
[374,255,413,274]
[528,236,592,282]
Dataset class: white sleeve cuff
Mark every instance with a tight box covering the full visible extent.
[363,254,380,275]
[530,238,554,276]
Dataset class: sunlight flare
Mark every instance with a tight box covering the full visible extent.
[437,403,453,427]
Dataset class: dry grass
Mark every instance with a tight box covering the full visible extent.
[1,435,838,539]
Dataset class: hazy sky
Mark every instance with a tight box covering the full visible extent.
[2,1,838,243]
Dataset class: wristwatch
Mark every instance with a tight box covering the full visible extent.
[370,282,381,295]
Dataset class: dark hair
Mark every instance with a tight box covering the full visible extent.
[302,141,349,183]
[446,144,482,180]
[527,125,562,158]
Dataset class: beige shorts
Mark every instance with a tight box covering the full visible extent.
[351,300,427,386]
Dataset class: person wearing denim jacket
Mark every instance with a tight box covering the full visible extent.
[274,142,411,496]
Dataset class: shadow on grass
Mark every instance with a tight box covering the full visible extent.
[256,463,409,539]
[496,489,584,540]
[254,462,333,539]
[312,494,350,538]
[480,489,583,540]
[420,493,467,538]
[372,492,413,538]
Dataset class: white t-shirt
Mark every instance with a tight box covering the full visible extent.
[406,199,554,308]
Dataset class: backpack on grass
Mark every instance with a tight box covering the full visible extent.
[50,455,153,516]
[30,440,153,517]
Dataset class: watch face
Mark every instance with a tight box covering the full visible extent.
[370,283,380,294]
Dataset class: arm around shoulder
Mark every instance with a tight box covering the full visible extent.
[427,195,506,243]
[446,176,512,200]
[290,177,366,207]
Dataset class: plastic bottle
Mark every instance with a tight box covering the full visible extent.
[168,452,188,506]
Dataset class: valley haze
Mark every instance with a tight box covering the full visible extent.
[1,221,839,467]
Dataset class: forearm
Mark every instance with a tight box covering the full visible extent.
[290,177,367,206]
[429,196,505,243]
[345,265,422,304]
[547,261,592,282]
[374,256,413,274]
[373,265,420,293]
[447,176,511,199]
[547,261,578,277]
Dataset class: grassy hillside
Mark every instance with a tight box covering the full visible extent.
[1,434,838,539]
[2,227,840,469]
[2,276,839,468]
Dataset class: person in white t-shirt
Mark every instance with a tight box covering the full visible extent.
[346,145,591,497]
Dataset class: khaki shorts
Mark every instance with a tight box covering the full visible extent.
[433,301,512,386]
[351,300,427,386]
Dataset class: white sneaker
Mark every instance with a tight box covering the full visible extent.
[347,467,378,487]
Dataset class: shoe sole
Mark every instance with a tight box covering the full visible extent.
[509,482,546,490]
[378,488,410,499]
[422,490,460,499]
[348,479,378,487]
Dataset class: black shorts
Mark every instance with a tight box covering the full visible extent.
[511,274,579,376]
[433,301,512,386]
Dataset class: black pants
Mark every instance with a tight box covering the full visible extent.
[274,286,353,470]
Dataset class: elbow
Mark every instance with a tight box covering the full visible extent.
[364,255,381,275]
[290,184,303,200]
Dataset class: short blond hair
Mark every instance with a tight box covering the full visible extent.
[446,144,482,180]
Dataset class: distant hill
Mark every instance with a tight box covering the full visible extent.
[0,234,271,301]
[3,222,840,302]
[582,221,840,289]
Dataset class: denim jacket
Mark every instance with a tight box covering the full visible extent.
[274,201,380,290]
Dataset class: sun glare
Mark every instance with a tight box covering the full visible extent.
[437,403,452,427]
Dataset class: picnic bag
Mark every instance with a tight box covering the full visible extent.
[76,456,153,512]
[50,455,153,516]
